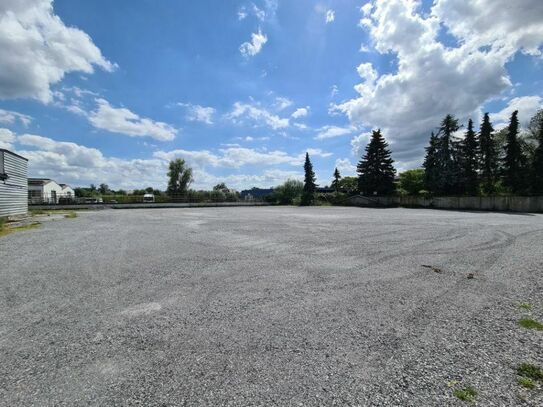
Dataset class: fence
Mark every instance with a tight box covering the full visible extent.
[348,195,543,213]
[28,192,265,206]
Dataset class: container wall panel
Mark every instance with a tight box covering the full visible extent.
[0,150,28,217]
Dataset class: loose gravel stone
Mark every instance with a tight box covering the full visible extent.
[1,207,542,406]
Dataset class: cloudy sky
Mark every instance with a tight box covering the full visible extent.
[0,0,542,190]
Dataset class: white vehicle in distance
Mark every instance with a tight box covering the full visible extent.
[143,193,155,203]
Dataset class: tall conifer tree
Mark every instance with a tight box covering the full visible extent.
[331,167,341,193]
[461,119,479,195]
[479,113,498,194]
[301,152,317,205]
[532,114,543,194]
[357,129,396,195]
[423,132,440,193]
[435,114,461,195]
[502,110,527,193]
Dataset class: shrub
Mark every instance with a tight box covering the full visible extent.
[517,363,543,381]
[517,377,535,389]
[272,179,303,205]
[398,169,425,195]
[518,318,543,331]
[453,386,477,402]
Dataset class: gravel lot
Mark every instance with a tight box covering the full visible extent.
[1,207,542,406]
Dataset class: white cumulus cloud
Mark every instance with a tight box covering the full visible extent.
[291,107,310,119]
[0,128,16,149]
[179,103,216,124]
[490,96,543,127]
[315,125,356,140]
[0,0,116,103]
[227,102,289,130]
[0,109,32,126]
[240,29,268,57]
[334,0,543,167]
[89,99,177,141]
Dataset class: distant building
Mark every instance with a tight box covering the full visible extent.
[0,149,28,217]
[60,184,75,198]
[240,187,274,199]
[28,178,74,204]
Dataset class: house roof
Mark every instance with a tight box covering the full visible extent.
[59,184,73,189]
[0,148,28,161]
[28,178,53,186]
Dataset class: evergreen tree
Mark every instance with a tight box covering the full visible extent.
[301,152,317,205]
[502,110,527,193]
[423,132,440,193]
[479,112,498,194]
[532,113,543,194]
[357,129,396,195]
[461,119,479,195]
[331,167,341,192]
[435,114,461,195]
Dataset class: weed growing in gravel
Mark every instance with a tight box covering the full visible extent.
[517,377,535,389]
[518,318,543,331]
[519,303,533,310]
[0,222,41,238]
[517,363,543,381]
[453,386,477,402]
[64,212,77,219]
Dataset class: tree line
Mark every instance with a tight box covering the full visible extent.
[77,107,543,205]
[299,108,543,203]
[423,110,543,196]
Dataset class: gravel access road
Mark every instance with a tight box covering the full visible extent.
[1,207,542,406]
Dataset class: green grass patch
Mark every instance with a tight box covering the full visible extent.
[64,211,77,219]
[0,222,41,237]
[517,363,543,381]
[517,377,535,390]
[518,318,543,331]
[453,386,477,403]
[519,303,533,310]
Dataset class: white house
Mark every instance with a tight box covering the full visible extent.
[60,184,75,198]
[28,178,73,204]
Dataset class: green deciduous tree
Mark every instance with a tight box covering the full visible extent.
[98,183,110,195]
[213,182,230,193]
[273,179,303,204]
[167,159,193,195]
[301,152,317,205]
[398,169,425,195]
[337,176,358,195]
[357,129,396,195]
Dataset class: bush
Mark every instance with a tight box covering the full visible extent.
[398,169,425,195]
[272,179,303,204]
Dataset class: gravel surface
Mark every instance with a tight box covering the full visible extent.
[1,206,542,406]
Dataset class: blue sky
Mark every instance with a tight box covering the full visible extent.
[0,0,542,190]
